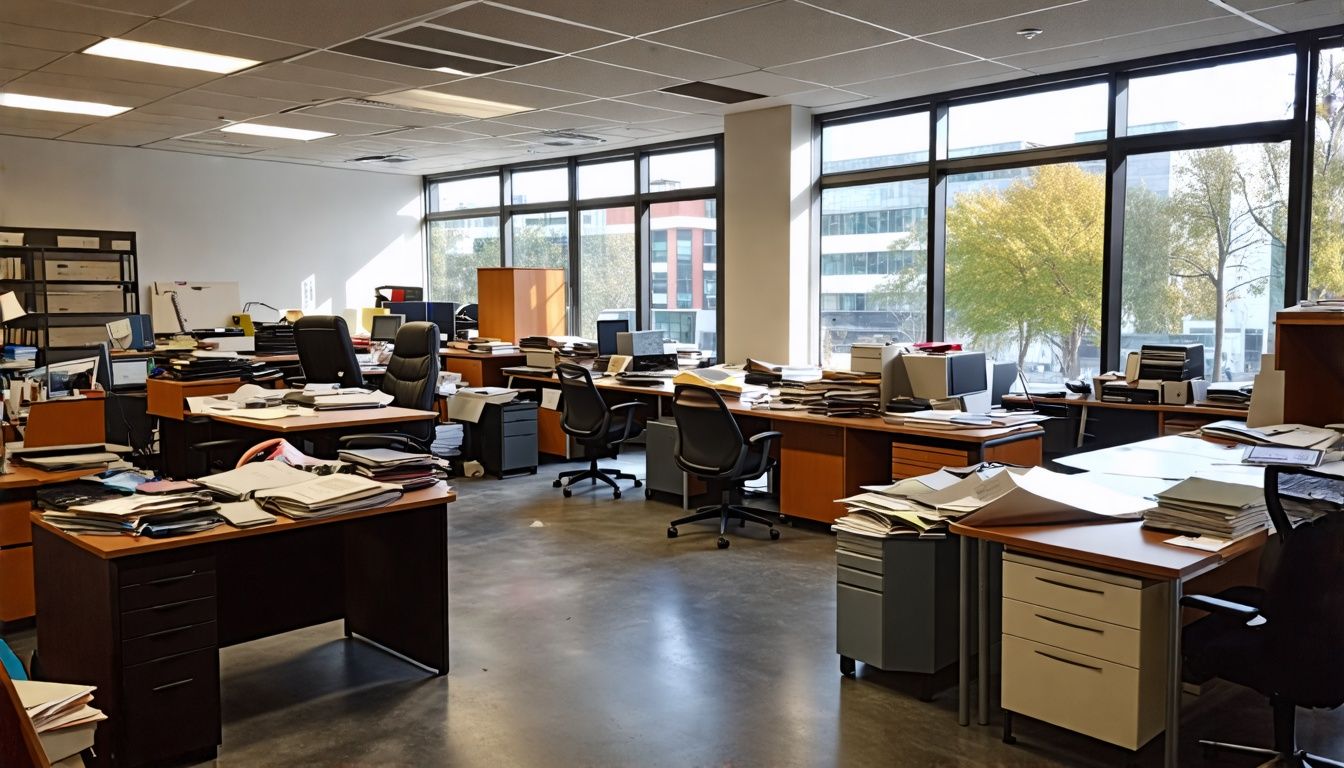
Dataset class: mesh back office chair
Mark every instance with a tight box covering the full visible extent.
[1180,466,1344,767]
[666,384,782,549]
[339,321,440,451]
[552,363,644,499]
[294,315,364,388]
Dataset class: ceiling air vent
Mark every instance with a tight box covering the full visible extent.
[346,154,416,163]
[537,130,606,147]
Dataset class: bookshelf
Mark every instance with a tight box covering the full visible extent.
[0,226,139,350]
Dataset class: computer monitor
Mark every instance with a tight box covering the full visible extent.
[903,351,988,400]
[596,319,629,356]
[384,301,457,340]
[110,356,152,390]
[989,361,1019,406]
[37,343,112,396]
[370,313,403,342]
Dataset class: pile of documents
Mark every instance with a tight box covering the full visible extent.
[883,409,1050,432]
[1202,381,1253,407]
[673,367,746,395]
[10,443,127,472]
[432,422,465,458]
[280,388,393,410]
[194,460,316,500]
[1199,420,1341,449]
[14,679,106,764]
[467,339,519,355]
[1143,477,1269,539]
[743,358,822,386]
[338,447,444,490]
[39,491,223,537]
[446,386,518,423]
[156,354,281,382]
[253,474,402,519]
[770,379,880,414]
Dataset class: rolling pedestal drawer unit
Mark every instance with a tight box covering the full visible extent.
[1000,551,1171,751]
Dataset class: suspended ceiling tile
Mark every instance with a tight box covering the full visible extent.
[120,20,309,63]
[0,45,65,71]
[331,38,503,75]
[147,138,267,154]
[781,86,870,107]
[423,76,591,110]
[577,40,755,81]
[138,89,297,120]
[845,59,1023,100]
[40,53,222,89]
[1253,0,1344,31]
[925,0,1233,60]
[241,111,403,136]
[556,98,686,122]
[453,135,534,151]
[1222,0,1311,11]
[769,40,975,87]
[62,123,187,146]
[804,0,1080,36]
[634,113,723,132]
[0,0,144,38]
[289,51,452,88]
[69,0,191,15]
[426,3,623,53]
[244,61,406,95]
[706,70,817,96]
[389,125,491,143]
[200,73,364,103]
[4,71,178,105]
[0,67,23,85]
[0,108,95,135]
[998,16,1267,74]
[648,1,900,69]
[490,108,621,130]
[0,22,101,53]
[618,89,731,115]
[493,56,682,98]
[164,0,457,47]
[380,25,558,65]
[299,100,464,128]
[448,118,534,136]
[497,0,772,36]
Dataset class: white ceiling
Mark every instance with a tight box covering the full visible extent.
[0,0,1337,175]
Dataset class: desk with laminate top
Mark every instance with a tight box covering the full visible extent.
[441,349,527,388]
[31,483,455,768]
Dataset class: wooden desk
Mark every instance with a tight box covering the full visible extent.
[31,484,454,767]
[208,406,437,434]
[441,349,526,388]
[0,465,100,629]
[508,372,1043,523]
[25,394,107,448]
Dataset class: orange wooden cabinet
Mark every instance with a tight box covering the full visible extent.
[476,267,566,342]
[1275,310,1344,426]
[24,392,106,448]
[0,500,35,623]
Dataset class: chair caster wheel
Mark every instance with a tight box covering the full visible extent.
[552,480,561,488]
[840,655,856,677]
[562,487,572,498]
[769,528,780,540]
[633,479,643,487]
[645,488,653,499]
[613,490,621,499]
[717,537,730,549]
[667,527,678,538]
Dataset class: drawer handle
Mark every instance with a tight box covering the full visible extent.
[1036,614,1104,634]
[151,677,194,692]
[145,573,196,586]
[1034,650,1103,672]
[1035,576,1104,595]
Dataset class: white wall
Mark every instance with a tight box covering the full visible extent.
[0,135,423,327]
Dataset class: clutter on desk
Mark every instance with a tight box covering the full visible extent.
[154,351,282,382]
[14,679,106,764]
[1201,380,1253,408]
[672,366,746,395]
[834,462,1008,538]
[882,409,1049,432]
[39,489,223,537]
[9,442,131,472]
[337,447,446,490]
[467,339,519,355]
[446,386,518,423]
[1241,444,1325,468]
[252,473,402,519]
[1143,476,1270,539]
[431,422,465,458]
[216,500,277,528]
[1198,420,1341,449]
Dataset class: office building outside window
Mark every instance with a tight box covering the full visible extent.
[428,217,500,304]
[650,199,717,353]
[579,206,635,339]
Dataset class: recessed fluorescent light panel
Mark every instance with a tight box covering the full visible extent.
[374,89,529,118]
[85,38,259,74]
[0,92,130,117]
[221,123,334,141]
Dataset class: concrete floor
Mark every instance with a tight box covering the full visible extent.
[9,450,1344,767]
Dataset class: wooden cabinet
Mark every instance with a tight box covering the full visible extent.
[1275,310,1344,425]
[476,268,565,342]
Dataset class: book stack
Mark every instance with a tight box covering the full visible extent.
[39,491,223,537]
[157,354,282,382]
[882,409,1050,432]
[253,474,402,520]
[432,422,465,458]
[338,448,444,491]
[1138,343,1204,381]
[1144,477,1269,539]
[772,379,881,416]
[1202,381,1253,407]
[467,339,519,355]
[14,679,106,764]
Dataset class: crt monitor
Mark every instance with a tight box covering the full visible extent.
[370,314,404,342]
[596,319,629,356]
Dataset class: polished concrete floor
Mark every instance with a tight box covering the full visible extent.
[9,450,1344,766]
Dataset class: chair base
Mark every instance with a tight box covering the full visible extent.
[552,462,641,499]
[1200,741,1344,768]
[667,502,781,549]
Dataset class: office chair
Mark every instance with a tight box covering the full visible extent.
[338,321,439,452]
[1180,466,1344,767]
[666,384,782,549]
[294,315,364,388]
[552,362,645,499]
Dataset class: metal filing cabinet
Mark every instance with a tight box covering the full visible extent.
[836,531,964,690]
[643,419,705,506]
[473,400,539,479]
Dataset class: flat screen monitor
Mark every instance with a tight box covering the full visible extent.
[35,343,111,396]
[596,319,629,356]
[110,356,152,390]
[370,314,403,342]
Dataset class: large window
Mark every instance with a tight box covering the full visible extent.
[946,83,1107,158]
[1120,144,1288,382]
[650,200,717,353]
[1128,54,1296,133]
[511,167,568,205]
[578,159,634,199]
[1310,45,1344,301]
[428,217,500,303]
[822,112,928,173]
[511,211,569,269]
[579,207,635,339]
[946,163,1104,382]
[648,148,716,190]
[819,180,927,370]
[430,175,497,212]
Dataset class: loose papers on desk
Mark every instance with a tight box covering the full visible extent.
[253,473,401,519]
[446,387,518,423]
[337,447,445,490]
[194,460,315,499]
[1198,420,1341,449]
[40,491,223,537]
[921,466,1153,527]
[883,409,1050,431]
[1143,476,1270,539]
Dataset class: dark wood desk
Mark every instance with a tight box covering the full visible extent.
[508,372,1044,523]
[441,349,527,388]
[31,484,454,768]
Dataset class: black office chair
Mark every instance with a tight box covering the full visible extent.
[666,384,782,549]
[1180,466,1344,767]
[338,321,439,452]
[552,363,645,499]
[294,315,364,388]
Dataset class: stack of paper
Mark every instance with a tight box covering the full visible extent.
[281,390,394,410]
[1200,420,1340,449]
[673,367,746,395]
[194,461,315,500]
[1144,477,1269,539]
[832,464,1005,538]
[14,679,106,764]
[338,448,444,491]
[432,422,465,458]
[253,474,402,519]
[40,492,222,537]
[447,387,519,423]
[911,466,1154,527]
[883,409,1051,431]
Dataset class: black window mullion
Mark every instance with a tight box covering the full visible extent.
[567,155,580,336]
[1101,72,1129,372]
[928,104,947,343]
[1285,40,1319,307]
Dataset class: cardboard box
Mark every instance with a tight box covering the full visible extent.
[43,289,124,314]
[1161,380,1189,405]
[43,260,122,281]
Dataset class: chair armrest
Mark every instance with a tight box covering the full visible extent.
[1181,594,1266,626]
[609,401,647,442]
[747,430,782,447]
[742,431,782,477]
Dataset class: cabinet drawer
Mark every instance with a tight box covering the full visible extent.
[502,419,536,437]
[123,649,221,766]
[1003,558,1145,629]
[501,406,537,423]
[836,549,883,576]
[838,564,884,593]
[123,621,217,667]
[836,583,884,665]
[121,570,216,611]
[0,500,32,546]
[0,547,35,622]
[119,554,214,588]
[121,597,216,641]
[1003,597,1142,668]
[1002,634,1164,751]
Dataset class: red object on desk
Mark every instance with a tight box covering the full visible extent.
[913,341,962,353]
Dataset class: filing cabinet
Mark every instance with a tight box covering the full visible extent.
[470,400,539,479]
